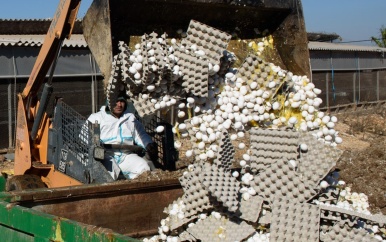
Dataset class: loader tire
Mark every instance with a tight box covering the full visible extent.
[6,174,46,191]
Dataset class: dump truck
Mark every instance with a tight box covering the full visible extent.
[0,0,311,240]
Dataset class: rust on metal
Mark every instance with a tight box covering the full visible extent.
[7,179,183,236]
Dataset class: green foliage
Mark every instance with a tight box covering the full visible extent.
[371,25,386,47]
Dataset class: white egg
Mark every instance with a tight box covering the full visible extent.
[239,160,246,167]
[185,150,193,157]
[178,123,187,130]
[213,64,220,73]
[322,116,330,124]
[243,154,251,161]
[187,97,195,104]
[156,126,165,133]
[242,192,250,201]
[134,72,141,80]
[232,171,239,178]
[320,181,329,189]
[147,85,155,92]
[288,117,298,124]
[177,111,185,119]
[207,150,215,158]
[300,143,308,151]
[238,143,246,149]
[174,141,181,149]
[199,153,207,160]
[326,122,335,128]
[335,136,343,144]
[289,159,297,168]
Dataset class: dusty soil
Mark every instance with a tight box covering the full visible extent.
[334,111,386,215]
[1,108,385,215]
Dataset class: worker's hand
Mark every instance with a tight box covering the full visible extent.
[145,142,160,167]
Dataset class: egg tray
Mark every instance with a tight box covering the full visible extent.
[257,208,272,225]
[321,222,379,242]
[236,54,276,88]
[250,159,317,205]
[319,204,386,229]
[106,54,126,110]
[201,162,240,212]
[313,189,340,205]
[181,19,232,66]
[178,231,197,242]
[139,32,166,86]
[174,49,209,97]
[163,197,203,231]
[116,41,143,96]
[183,115,214,162]
[178,163,214,219]
[213,129,235,172]
[131,95,157,118]
[186,216,255,242]
[298,132,343,188]
[249,128,299,172]
[239,195,264,223]
[270,201,320,242]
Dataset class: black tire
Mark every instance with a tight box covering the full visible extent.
[6,174,46,191]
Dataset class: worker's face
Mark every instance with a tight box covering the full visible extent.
[112,100,126,118]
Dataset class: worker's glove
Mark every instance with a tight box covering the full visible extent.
[145,142,162,168]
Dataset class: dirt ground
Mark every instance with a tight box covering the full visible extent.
[333,110,386,215]
[1,108,385,215]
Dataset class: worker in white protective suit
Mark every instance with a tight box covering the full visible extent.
[87,95,158,180]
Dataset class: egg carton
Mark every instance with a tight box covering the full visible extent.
[270,201,320,242]
[178,231,197,242]
[143,33,171,83]
[213,129,235,172]
[321,221,379,242]
[163,196,204,232]
[249,128,299,172]
[237,54,281,90]
[106,54,126,110]
[313,189,340,205]
[201,162,240,212]
[178,162,214,219]
[174,50,209,97]
[186,216,255,242]
[319,204,386,228]
[131,95,157,118]
[183,119,201,162]
[250,159,317,205]
[182,19,232,66]
[257,209,272,225]
[298,132,343,187]
[239,195,264,223]
[118,45,143,97]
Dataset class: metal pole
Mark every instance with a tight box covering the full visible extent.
[11,48,18,149]
[325,72,329,109]
[353,72,356,104]
[8,81,12,148]
[90,54,96,113]
[357,53,361,102]
[376,70,379,101]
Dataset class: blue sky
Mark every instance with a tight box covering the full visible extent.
[0,0,385,46]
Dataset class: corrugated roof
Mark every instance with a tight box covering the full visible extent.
[0,34,87,48]
[308,41,386,52]
[0,19,83,35]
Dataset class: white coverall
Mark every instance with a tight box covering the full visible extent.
[87,106,153,179]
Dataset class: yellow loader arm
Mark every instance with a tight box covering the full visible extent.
[15,0,81,182]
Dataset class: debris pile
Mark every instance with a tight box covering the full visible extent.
[105,20,385,241]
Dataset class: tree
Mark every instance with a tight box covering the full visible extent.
[371,25,386,47]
